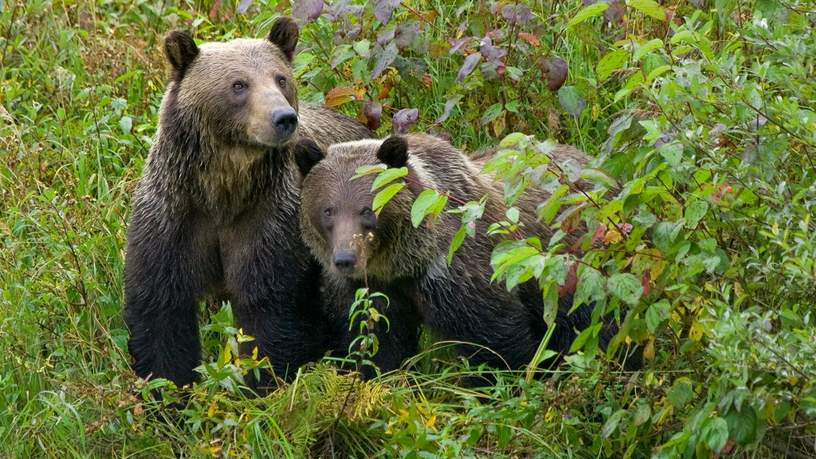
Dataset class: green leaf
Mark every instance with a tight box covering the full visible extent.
[353,164,386,180]
[573,267,605,311]
[411,189,447,227]
[505,207,519,224]
[353,39,370,57]
[646,64,671,82]
[558,86,585,117]
[700,416,729,452]
[372,183,405,215]
[658,142,683,167]
[645,300,670,332]
[607,273,642,305]
[634,38,664,61]
[667,377,694,408]
[119,116,132,134]
[537,184,569,224]
[684,200,709,228]
[725,406,758,446]
[568,2,608,28]
[500,132,527,148]
[627,0,667,21]
[447,224,467,265]
[580,168,618,188]
[569,322,601,353]
[480,103,504,125]
[633,403,652,426]
[371,167,408,191]
[602,409,627,438]
[596,49,628,82]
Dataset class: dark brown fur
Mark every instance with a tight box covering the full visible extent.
[123,17,371,389]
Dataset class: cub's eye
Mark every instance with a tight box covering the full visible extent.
[360,207,374,217]
[276,75,287,88]
[323,207,334,217]
[232,80,247,92]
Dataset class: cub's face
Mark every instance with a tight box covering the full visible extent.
[295,139,415,280]
[163,17,301,149]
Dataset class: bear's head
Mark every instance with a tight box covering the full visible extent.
[295,136,439,281]
[163,17,301,149]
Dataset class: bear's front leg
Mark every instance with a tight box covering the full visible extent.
[123,212,215,388]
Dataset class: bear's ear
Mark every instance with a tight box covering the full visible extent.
[164,31,199,80]
[268,16,299,61]
[376,136,409,168]
[293,138,325,177]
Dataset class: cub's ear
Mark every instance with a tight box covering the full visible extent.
[268,16,299,61]
[376,136,409,168]
[164,31,199,80]
[293,138,325,177]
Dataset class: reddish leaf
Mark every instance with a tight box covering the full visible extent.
[325,86,358,108]
[501,4,532,24]
[641,271,651,297]
[518,32,540,47]
[592,224,607,244]
[373,0,400,24]
[449,37,473,55]
[559,262,579,297]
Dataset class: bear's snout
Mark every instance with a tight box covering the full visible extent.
[271,107,298,140]
[333,249,357,274]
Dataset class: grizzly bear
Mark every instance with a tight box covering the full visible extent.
[123,17,371,390]
[294,135,614,377]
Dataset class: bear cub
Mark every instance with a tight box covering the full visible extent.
[123,17,371,391]
[294,134,613,378]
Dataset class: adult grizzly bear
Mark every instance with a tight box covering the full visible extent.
[293,135,614,377]
[123,17,371,389]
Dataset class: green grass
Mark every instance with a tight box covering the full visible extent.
[2,0,815,457]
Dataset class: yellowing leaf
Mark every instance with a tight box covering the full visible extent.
[325,86,359,108]
[689,321,703,341]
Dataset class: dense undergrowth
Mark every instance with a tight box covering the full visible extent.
[1,0,815,457]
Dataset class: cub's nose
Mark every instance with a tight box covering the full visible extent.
[270,107,298,139]
[333,250,357,273]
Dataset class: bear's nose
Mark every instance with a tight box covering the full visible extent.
[333,250,357,273]
[271,107,298,139]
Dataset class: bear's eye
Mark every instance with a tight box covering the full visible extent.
[232,80,248,92]
[323,207,334,217]
[360,207,374,218]
[276,75,287,88]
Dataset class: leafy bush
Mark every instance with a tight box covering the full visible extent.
[1,0,814,457]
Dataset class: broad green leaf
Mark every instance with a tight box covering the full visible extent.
[602,409,627,438]
[684,200,709,228]
[607,273,642,305]
[353,164,385,180]
[634,38,664,61]
[572,266,605,311]
[633,403,652,426]
[411,189,447,227]
[646,300,670,332]
[596,49,628,81]
[371,167,408,191]
[372,182,405,215]
[627,0,667,21]
[569,322,601,353]
[119,116,132,134]
[558,85,586,117]
[537,184,569,224]
[580,168,618,188]
[353,39,370,57]
[667,377,694,408]
[724,406,758,446]
[447,224,467,265]
[658,142,683,167]
[700,416,729,452]
[500,132,527,148]
[647,64,672,82]
[505,207,520,224]
[480,103,504,125]
[568,2,608,28]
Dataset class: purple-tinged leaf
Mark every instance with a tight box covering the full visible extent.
[371,41,398,79]
[392,108,419,134]
[394,21,420,49]
[479,61,502,80]
[479,36,506,64]
[377,26,396,45]
[539,57,568,91]
[449,36,473,55]
[604,0,625,23]
[456,53,482,82]
[328,0,363,19]
[373,0,400,24]
[501,4,532,24]
[292,0,323,22]
[236,0,252,14]
[363,100,383,130]
[435,95,463,124]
